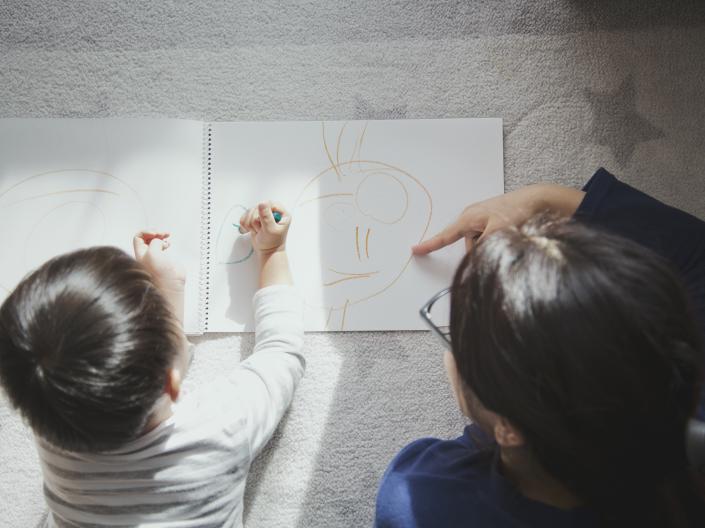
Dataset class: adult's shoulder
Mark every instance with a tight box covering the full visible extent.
[386,424,494,476]
[376,426,599,528]
[376,425,498,528]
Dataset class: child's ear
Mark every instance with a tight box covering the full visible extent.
[493,417,524,448]
[165,367,182,402]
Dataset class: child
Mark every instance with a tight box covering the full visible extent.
[0,202,301,527]
[377,169,705,527]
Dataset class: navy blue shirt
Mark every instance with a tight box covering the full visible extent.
[375,169,705,528]
[576,169,705,403]
[376,424,599,528]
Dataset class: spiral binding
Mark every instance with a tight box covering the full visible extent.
[199,123,213,333]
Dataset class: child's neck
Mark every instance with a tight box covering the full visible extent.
[143,396,174,433]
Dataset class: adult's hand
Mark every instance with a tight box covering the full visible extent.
[412,184,585,255]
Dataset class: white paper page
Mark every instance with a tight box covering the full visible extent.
[209,118,503,331]
[0,119,206,334]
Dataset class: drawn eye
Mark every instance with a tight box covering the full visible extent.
[355,171,408,224]
[323,202,356,230]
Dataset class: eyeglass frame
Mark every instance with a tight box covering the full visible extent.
[419,287,452,349]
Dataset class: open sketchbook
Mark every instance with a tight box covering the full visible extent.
[0,118,503,334]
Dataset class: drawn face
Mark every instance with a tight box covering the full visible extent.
[288,159,431,310]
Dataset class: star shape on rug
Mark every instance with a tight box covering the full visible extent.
[584,76,664,167]
[354,96,408,120]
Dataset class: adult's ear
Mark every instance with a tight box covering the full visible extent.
[494,417,525,448]
[165,367,182,402]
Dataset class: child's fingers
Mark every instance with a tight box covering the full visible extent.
[247,208,261,233]
[135,231,171,257]
[238,213,248,233]
[138,231,170,242]
[249,208,261,232]
[241,202,292,235]
[258,202,276,229]
[147,236,168,258]
[133,234,148,259]
[269,201,290,225]
[139,232,169,250]
[239,208,265,234]
[239,209,253,233]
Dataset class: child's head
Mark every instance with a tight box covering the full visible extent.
[0,247,184,452]
[448,216,703,521]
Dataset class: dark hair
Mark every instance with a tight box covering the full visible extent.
[450,216,705,527]
[0,247,181,452]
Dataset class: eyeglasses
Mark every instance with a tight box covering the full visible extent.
[419,287,451,349]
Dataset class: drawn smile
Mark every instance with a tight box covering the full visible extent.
[323,268,379,287]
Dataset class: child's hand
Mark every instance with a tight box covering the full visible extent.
[132,231,186,294]
[239,202,290,256]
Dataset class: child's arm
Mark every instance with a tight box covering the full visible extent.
[132,231,186,325]
[241,200,293,289]
[232,202,305,459]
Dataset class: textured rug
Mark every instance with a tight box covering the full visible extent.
[1,1,705,527]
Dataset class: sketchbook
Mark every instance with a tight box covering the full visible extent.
[0,118,503,334]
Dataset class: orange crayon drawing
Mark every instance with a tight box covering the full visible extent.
[289,122,433,330]
[0,169,147,296]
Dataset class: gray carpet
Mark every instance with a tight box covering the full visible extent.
[1,2,705,527]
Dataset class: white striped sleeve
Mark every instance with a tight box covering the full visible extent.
[225,285,305,460]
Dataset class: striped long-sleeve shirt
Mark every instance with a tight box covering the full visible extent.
[37,285,304,527]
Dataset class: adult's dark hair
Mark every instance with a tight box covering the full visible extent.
[0,247,181,452]
[450,215,705,527]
